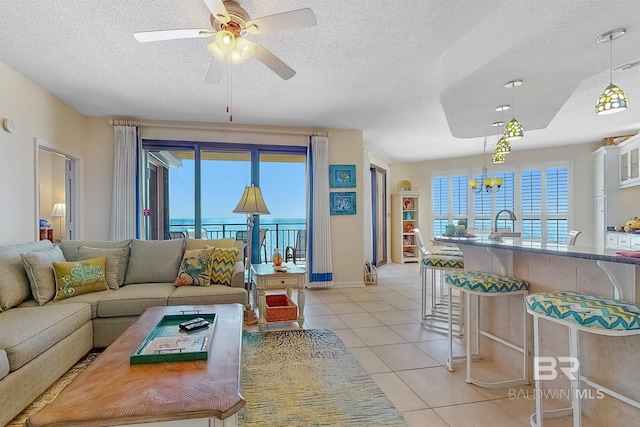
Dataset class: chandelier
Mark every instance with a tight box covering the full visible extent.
[470,137,503,194]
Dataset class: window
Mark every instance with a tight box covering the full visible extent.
[433,174,468,235]
[432,163,570,241]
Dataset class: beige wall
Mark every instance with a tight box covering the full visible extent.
[0,60,365,285]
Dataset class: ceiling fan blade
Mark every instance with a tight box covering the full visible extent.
[205,59,226,84]
[253,43,296,80]
[244,8,317,34]
[134,29,214,42]
[202,0,230,24]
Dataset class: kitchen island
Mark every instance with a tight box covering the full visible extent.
[433,235,640,424]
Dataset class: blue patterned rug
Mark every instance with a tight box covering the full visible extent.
[239,329,408,426]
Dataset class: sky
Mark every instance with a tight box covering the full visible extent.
[169,158,306,220]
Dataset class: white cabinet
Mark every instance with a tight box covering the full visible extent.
[391,192,420,263]
[606,231,640,250]
[619,135,640,188]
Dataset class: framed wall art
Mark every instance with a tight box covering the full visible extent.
[329,164,356,188]
[330,192,356,215]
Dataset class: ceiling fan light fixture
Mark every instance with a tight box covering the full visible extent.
[215,30,236,53]
[235,36,256,60]
[207,41,226,61]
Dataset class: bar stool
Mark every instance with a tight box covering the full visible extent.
[526,291,640,426]
[445,270,529,389]
[413,229,464,336]
[421,253,464,336]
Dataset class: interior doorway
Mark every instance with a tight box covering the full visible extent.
[37,145,78,241]
[370,166,387,266]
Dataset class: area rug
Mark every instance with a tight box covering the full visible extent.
[7,351,101,427]
[238,329,407,426]
[9,330,407,427]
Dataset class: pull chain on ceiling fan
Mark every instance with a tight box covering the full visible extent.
[134,0,317,83]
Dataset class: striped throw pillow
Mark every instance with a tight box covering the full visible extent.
[208,246,240,286]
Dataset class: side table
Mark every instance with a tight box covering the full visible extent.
[251,263,306,332]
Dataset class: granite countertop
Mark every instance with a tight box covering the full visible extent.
[434,235,640,266]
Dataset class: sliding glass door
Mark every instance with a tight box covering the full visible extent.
[142,141,306,264]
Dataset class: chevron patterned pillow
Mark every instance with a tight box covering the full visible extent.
[208,246,240,286]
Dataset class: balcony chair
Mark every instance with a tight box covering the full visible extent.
[236,229,268,263]
[166,231,185,240]
[285,230,306,265]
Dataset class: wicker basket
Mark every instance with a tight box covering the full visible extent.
[265,294,298,322]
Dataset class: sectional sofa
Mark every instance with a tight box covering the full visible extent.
[0,237,247,425]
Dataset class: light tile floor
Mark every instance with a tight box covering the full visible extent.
[244,262,598,427]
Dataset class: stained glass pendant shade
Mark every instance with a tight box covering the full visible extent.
[595,28,628,115]
[494,137,511,155]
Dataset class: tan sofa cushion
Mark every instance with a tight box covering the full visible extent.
[0,350,8,380]
[168,284,247,306]
[47,289,113,318]
[61,240,131,287]
[78,246,129,289]
[0,303,91,371]
[97,283,175,317]
[0,240,54,310]
[20,246,66,305]
[125,240,184,284]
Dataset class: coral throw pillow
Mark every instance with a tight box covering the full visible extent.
[208,246,240,286]
[174,248,214,287]
[52,257,109,301]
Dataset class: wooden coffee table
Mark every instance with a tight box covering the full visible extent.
[27,304,245,427]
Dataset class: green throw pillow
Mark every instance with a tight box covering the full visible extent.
[52,257,109,301]
[208,246,240,286]
[174,248,213,287]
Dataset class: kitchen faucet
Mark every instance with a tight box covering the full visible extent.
[489,209,517,241]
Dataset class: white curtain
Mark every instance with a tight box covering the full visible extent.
[363,146,373,264]
[306,135,333,288]
[110,125,142,240]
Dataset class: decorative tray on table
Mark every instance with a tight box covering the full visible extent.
[130,313,216,365]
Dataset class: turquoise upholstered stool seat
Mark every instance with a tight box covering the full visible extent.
[526,290,640,426]
[445,270,529,389]
[526,291,640,331]
[445,270,528,294]
[421,255,464,270]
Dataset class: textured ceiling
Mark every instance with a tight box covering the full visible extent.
[1,0,640,162]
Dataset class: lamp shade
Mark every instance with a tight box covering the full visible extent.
[504,118,524,141]
[50,202,66,217]
[494,137,511,155]
[233,185,271,215]
[595,84,629,115]
[491,153,505,164]
[215,30,235,53]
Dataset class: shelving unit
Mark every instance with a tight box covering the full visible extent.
[391,192,420,263]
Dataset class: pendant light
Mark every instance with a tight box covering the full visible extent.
[595,28,628,115]
[493,106,511,156]
[469,137,502,193]
[504,80,524,141]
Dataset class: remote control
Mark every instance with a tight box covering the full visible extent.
[179,317,205,329]
[182,320,209,332]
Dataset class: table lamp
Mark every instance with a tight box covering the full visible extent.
[233,185,270,320]
[50,202,66,242]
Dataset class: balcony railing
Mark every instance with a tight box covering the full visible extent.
[168,221,305,263]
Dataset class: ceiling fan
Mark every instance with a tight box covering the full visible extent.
[134,0,316,83]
